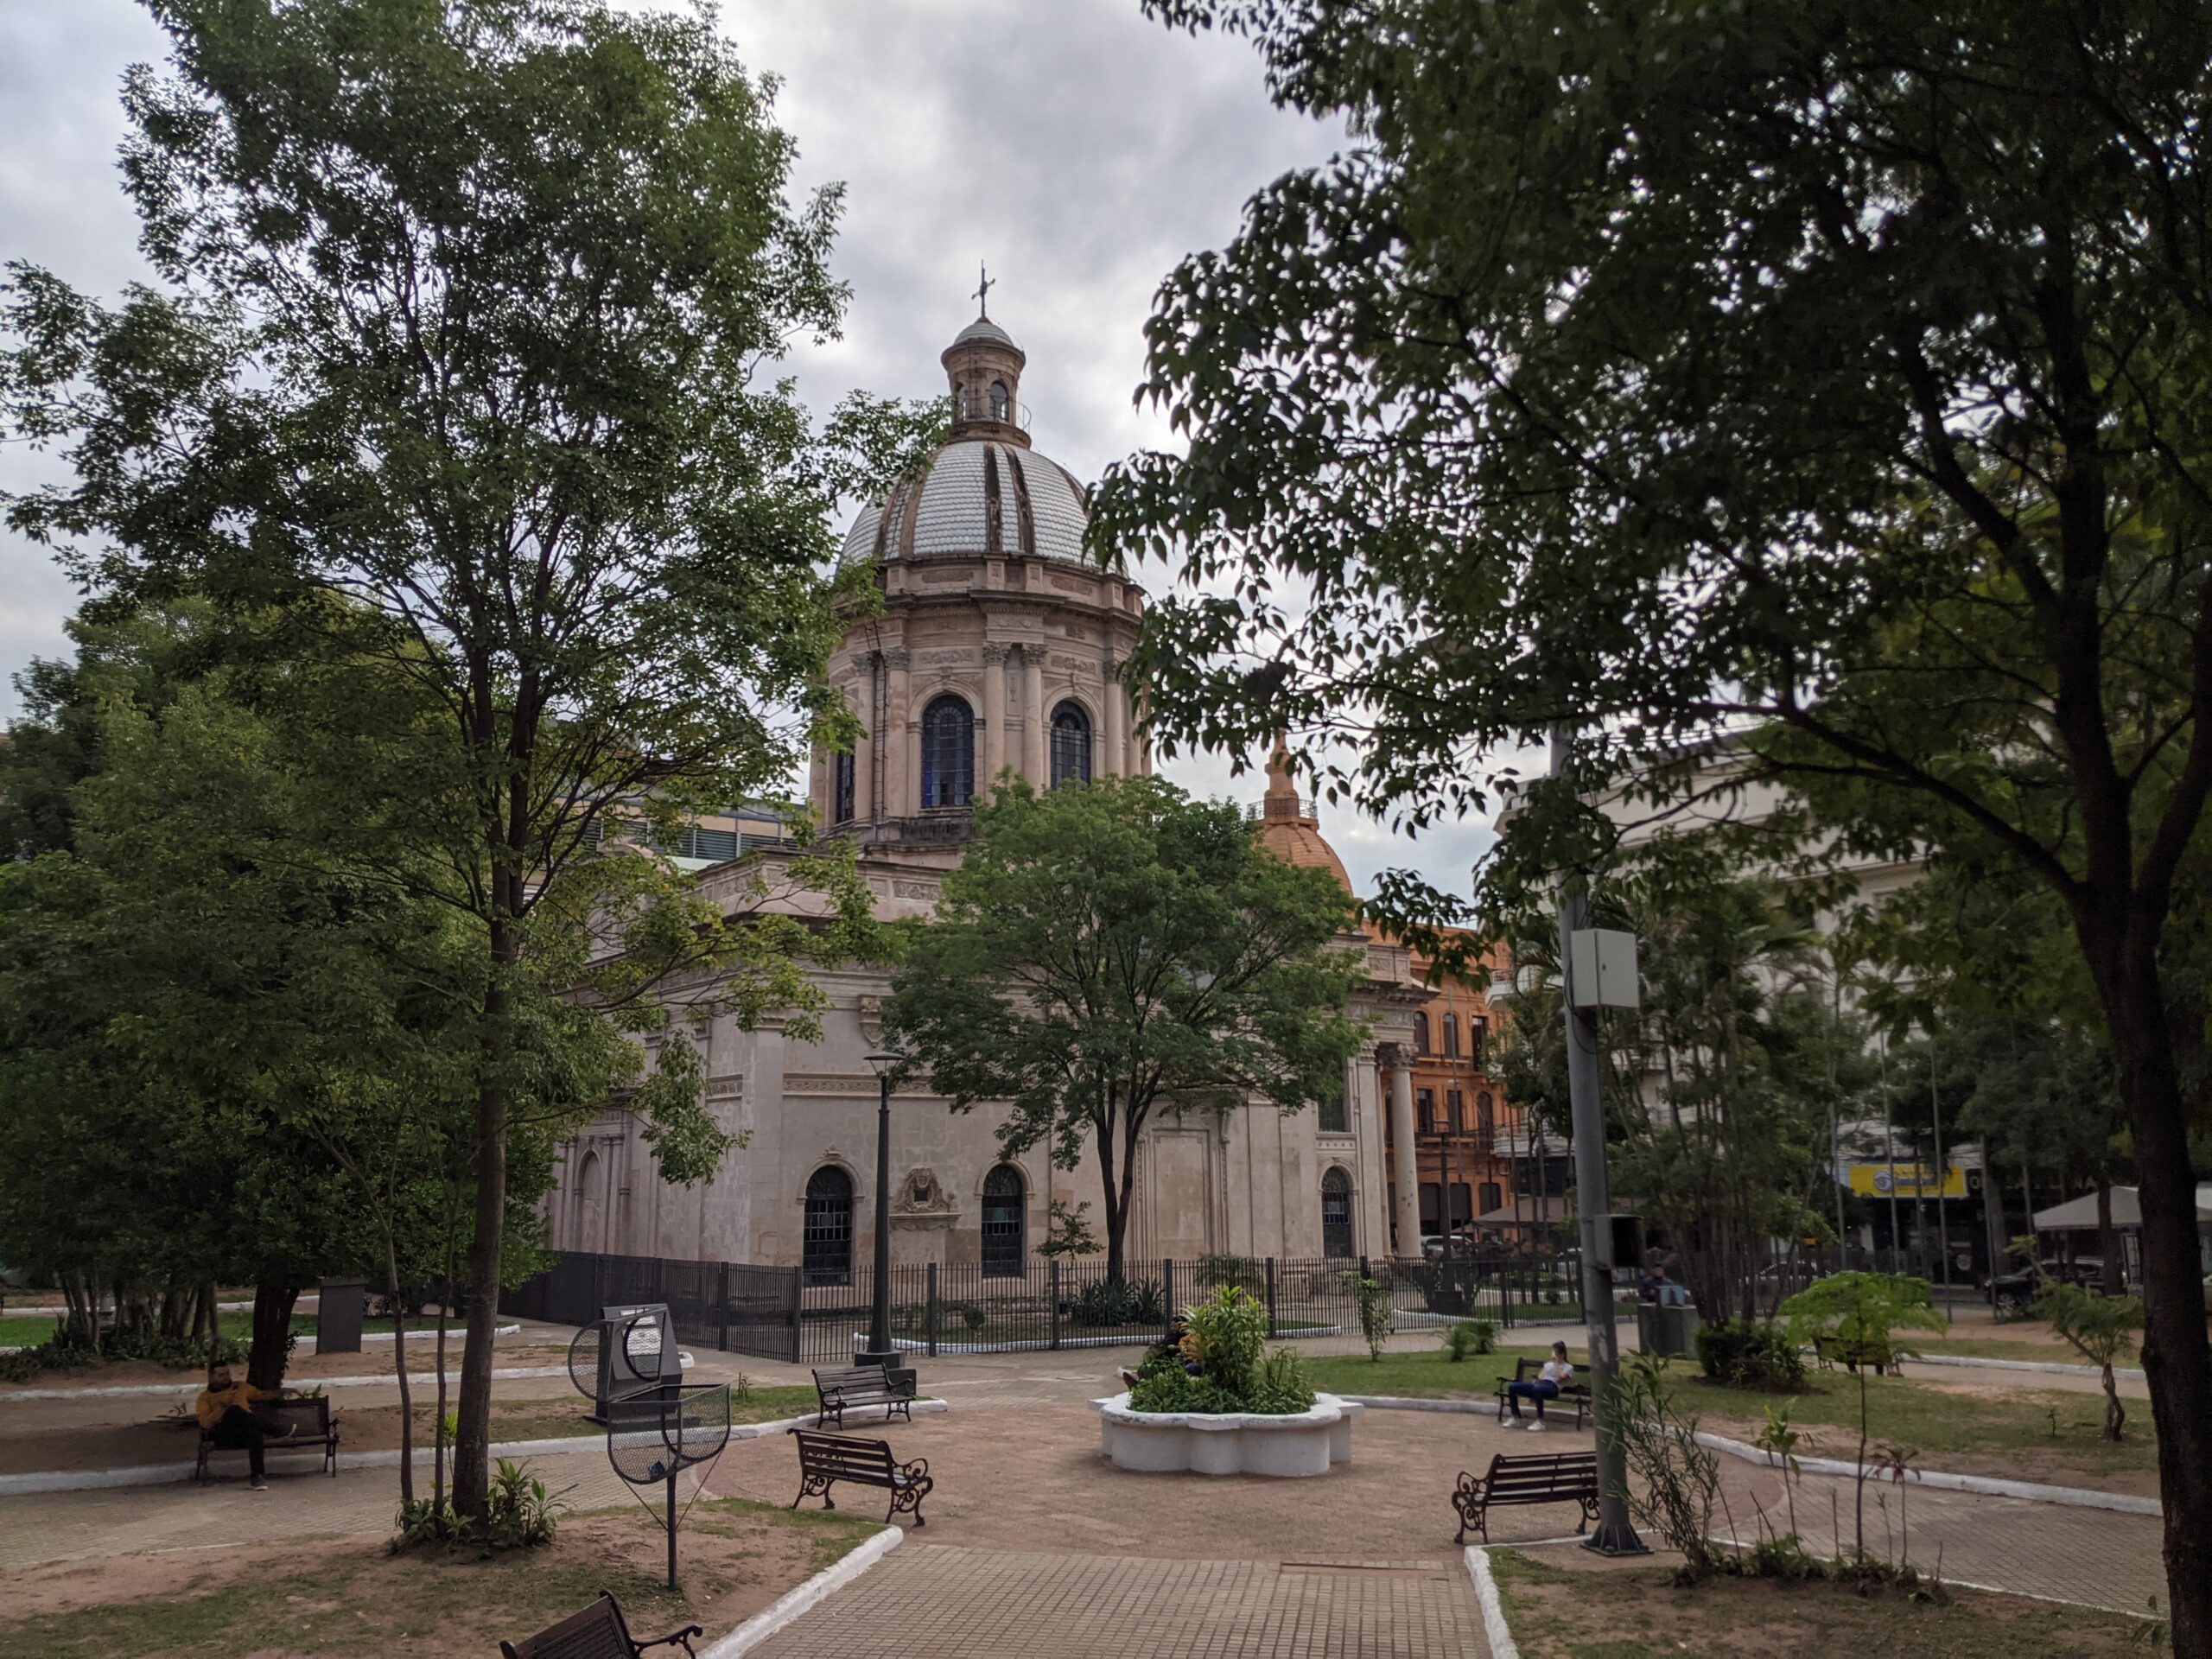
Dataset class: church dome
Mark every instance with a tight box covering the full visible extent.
[839,304,1090,569]
[1255,743,1353,893]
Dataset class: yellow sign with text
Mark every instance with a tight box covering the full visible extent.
[1847,1164,1967,1199]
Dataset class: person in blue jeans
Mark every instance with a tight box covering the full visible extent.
[1504,1340,1574,1431]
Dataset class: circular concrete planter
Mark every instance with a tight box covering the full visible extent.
[1093,1390,1361,1477]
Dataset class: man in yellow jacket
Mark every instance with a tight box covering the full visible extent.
[195,1365,287,1491]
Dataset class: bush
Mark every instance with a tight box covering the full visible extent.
[1249,1344,1316,1414]
[1695,1318,1806,1390]
[1196,1254,1264,1295]
[1343,1271,1395,1360]
[1179,1285,1268,1397]
[0,1319,245,1382]
[1444,1318,1499,1362]
[957,1302,987,1333]
[391,1458,568,1554]
[1124,1286,1315,1415]
[1066,1276,1164,1329]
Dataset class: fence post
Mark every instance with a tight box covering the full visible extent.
[785,1266,802,1365]
[926,1262,939,1359]
[1050,1260,1062,1351]
[1265,1257,1278,1338]
[717,1262,730,1352]
[1161,1259,1175,1341]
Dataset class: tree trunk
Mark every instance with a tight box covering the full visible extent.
[385,1228,414,1510]
[245,1281,297,1391]
[2102,1362,2126,1443]
[2094,945,2212,1656]
[450,961,512,1523]
[2095,1182,2123,1298]
[435,1202,457,1509]
[204,1279,220,1388]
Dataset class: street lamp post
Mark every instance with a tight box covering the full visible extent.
[862,1050,908,1367]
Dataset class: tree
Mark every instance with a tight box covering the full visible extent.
[2037,1281,2146,1443]
[881,775,1368,1283]
[1099,3,2212,1637]
[1,0,934,1521]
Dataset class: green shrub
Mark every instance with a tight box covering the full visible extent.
[390,1458,568,1554]
[1196,1254,1264,1295]
[958,1302,987,1333]
[1343,1271,1395,1360]
[1444,1318,1498,1362]
[1249,1344,1316,1414]
[0,1319,245,1382]
[1695,1318,1806,1390]
[1180,1285,1268,1397]
[1066,1276,1164,1328]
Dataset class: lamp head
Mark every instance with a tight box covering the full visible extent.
[865,1050,908,1079]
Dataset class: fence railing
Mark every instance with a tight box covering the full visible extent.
[502,1249,1564,1365]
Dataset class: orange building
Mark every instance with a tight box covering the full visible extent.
[1390,936,1518,1251]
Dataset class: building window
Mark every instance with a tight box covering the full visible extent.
[802,1166,853,1287]
[921,695,974,808]
[1420,1181,1442,1234]
[1049,700,1091,786]
[989,379,1009,421]
[1413,1013,1430,1054]
[1318,1085,1349,1135]
[981,1165,1025,1276]
[1321,1167,1354,1259]
[1447,1090,1464,1134]
[1471,1015,1489,1054]
[1443,1013,1459,1058]
[833,752,855,824]
[1478,1180,1503,1216]
[1450,1182,1472,1228]
[1416,1089,1434,1134]
[1477,1091,1495,1141]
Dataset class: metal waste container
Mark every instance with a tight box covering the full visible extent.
[1636,1300,1702,1360]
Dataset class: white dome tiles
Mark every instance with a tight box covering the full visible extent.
[1011,452,1089,563]
[909,442,994,557]
[842,440,1090,568]
[952,316,1019,351]
[840,500,883,566]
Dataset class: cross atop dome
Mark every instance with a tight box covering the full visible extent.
[973,261,995,319]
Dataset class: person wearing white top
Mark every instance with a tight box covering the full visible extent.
[1504,1340,1574,1430]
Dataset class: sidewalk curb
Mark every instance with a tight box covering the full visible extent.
[698,1524,905,1658]
[2,1364,569,1402]
[0,1401,950,1497]
[1694,1430,2160,1516]
[1915,1352,2145,1382]
[1463,1547,1521,1659]
[1339,1394,1496,1414]
[294,1323,520,1354]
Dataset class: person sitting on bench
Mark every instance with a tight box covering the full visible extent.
[195,1364,289,1491]
[1503,1341,1574,1432]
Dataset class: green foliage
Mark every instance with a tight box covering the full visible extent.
[884,774,1366,1279]
[1611,1354,1726,1580]
[0,1319,244,1383]
[391,1458,566,1554]
[1249,1345,1317,1414]
[1126,1287,1313,1414]
[1127,1366,1240,1415]
[1033,1199,1100,1260]
[1696,1319,1808,1392]
[1444,1319,1498,1362]
[1179,1285,1269,1398]
[1066,1277,1164,1330]
[1782,1274,1945,1374]
[1197,1254,1264,1295]
[1343,1272,1394,1361]
[2036,1282,2145,1441]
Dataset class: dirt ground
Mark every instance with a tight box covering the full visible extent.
[1491,1544,2148,1657]
[0,1332,572,1392]
[3,1497,877,1659]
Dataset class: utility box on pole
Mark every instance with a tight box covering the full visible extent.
[1568,929,1640,1009]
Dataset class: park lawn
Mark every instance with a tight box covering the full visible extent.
[1485,1547,2149,1658]
[2,1496,880,1659]
[0,1312,442,1348]
[339,1385,827,1451]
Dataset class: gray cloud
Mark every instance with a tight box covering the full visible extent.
[0,0,1492,901]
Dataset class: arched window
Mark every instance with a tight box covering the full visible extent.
[802,1166,854,1287]
[1447,1090,1464,1133]
[832,751,855,824]
[920,695,974,808]
[1476,1090,1495,1141]
[1049,700,1091,787]
[1413,1013,1431,1054]
[1416,1089,1433,1135]
[1443,1013,1460,1058]
[981,1164,1025,1276]
[989,379,1009,421]
[1321,1167,1354,1259]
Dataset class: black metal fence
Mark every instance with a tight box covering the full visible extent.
[503,1249,1562,1365]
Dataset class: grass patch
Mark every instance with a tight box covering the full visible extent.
[4,1494,879,1658]
[1304,1346,1556,1400]
[1484,1547,2148,1657]
[346,1385,826,1447]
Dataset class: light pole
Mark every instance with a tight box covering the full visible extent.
[863,1050,908,1365]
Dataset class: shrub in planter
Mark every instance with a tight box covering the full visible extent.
[1125,1286,1315,1414]
[1696,1317,1806,1390]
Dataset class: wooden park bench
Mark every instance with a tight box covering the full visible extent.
[195,1394,340,1484]
[1492,1357,1592,1429]
[500,1590,703,1659]
[790,1427,933,1526]
[810,1360,917,1430]
[1452,1450,1601,1544]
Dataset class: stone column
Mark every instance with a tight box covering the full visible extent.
[882,648,910,820]
[1126,681,1147,776]
[1384,1044,1421,1259]
[1021,645,1047,788]
[853,653,876,823]
[1101,654,1124,778]
[982,644,1008,793]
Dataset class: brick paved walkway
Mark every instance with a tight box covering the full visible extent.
[747,1545,1490,1659]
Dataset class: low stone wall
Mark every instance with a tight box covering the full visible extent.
[1092,1390,1360,1478]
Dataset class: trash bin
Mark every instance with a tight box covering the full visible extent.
[316,1277,368,1354]
[1636,1300,1702,1360]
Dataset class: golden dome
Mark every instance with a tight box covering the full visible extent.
[1254,743,1352,894]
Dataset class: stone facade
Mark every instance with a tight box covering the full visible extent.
[548,311,1424,1275]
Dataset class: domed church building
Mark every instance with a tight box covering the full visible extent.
[544,305,1426,1281]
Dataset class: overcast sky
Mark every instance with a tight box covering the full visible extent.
[0,0,1497,899]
